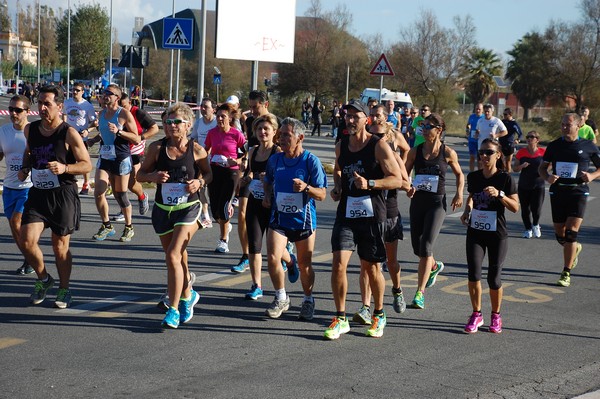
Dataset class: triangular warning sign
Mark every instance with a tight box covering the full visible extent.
[165,23,189,45]
[370,53,395,76]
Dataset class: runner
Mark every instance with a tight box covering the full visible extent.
[538,112,600,287]
[90,84,140,242]
[325,100,403,340]
[137,103,212,328]
[0,95,33,274]
[262,117,327,320]
[18,85,92,308]
[460,138,519,333]
[404,113,464,310]
[514,131,546,239]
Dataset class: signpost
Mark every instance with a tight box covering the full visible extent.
[370,53,395,102]
[163,17,194,103]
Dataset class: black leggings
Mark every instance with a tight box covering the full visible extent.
[518,187,545,230]
[246,196,271,254]
[409,194,446,257]
[208,165,236,220]
[466,231,507,290]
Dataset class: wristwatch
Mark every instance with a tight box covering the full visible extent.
[498,190,505,199]
[368,179,376,189]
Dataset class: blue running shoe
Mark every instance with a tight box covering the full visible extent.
[178,290,199,323]
[287,254,299,283]
[231,257,249,273]
[245,284,263,300]
[162,307,180,329]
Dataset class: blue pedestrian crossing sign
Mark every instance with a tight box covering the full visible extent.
[163,18,194,50]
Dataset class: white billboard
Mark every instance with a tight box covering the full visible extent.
[215,0,296,63]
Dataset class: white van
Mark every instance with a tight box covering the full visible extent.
[360,88,413,111]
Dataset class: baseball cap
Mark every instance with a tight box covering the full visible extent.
[226,95,239,105]
[343,99,369,116]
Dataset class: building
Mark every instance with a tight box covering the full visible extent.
[0,31,38,66]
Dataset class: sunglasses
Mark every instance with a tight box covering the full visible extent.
[165,118,189,125]
[422,124,440,130]
[526,135,538,139]
[421,109,429,112]
[73,89,82,92]
[8,106,28,114]
[103,90,118,96]
[478,149,497,156]
[410,112,417,114]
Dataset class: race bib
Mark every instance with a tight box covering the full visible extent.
[470,129,477,139]
[100,144,116,160]
[345,195,374,218]
[248,179,265,200]
[161,182,189,205]
[7,153,23,172]
[555,162,578,179]
[470,209,497,232]
[276,192,303,213]
[210,154,228,167]
[31,168,60,189]
[413,174,439,193]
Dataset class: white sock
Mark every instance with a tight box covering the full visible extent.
[275,288,287,301]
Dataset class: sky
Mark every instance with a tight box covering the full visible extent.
[12,0,584,59]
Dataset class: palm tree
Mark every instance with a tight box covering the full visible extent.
[462,48,503,104]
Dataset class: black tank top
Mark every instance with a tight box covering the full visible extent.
[28,120,76,187]
[155,138,201,205]
[250,144,278,175]
[337,135,386,223]
[413,143,447,196]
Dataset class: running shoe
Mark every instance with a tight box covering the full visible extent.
[106,186,113,196]
[392,289,407,314]
[382,261,389,273]
[200,214,213,229]
[157,293,169,311]
[178,290,200,323]
[54,288,72,309]
[93,224,116,241]
[324,317,350,340]
[489,312,502,334]
[265,296,290,319]
[532,225,542,238]
[245,284,263,300]
[464,311,484,334]
[232,196,239,207]
[352,305,372,325]
[571,243,583,270]
[79,186,89,195]
[120,226,135,242]
[162,307,180,329]
[215,240,229,253]
[287,254,299,283]
[30,275,55,305]
[281,259,288,272]
[366,312,387,338]
[522,230,533,239]
[557,270,571,287]
[412,291,425,309]
[286,241,295,255]
[231,257,249,273]
[16,262,35,275]
[298,299,315,320]
[139,192,150,215]
[426,261,444,288]
[111,212,125,222]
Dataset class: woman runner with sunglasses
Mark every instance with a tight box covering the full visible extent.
[513,131,546,239]
[405,113,464,310]
[460,138,519,333]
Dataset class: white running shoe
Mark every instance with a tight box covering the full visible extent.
[522,230,533,239]
[532,225,541,238]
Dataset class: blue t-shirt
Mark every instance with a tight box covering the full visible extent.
[467,113,483,140]
[264,150,327,230]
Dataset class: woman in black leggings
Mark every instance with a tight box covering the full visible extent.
[460,138,519,334]
[513,131,545,239]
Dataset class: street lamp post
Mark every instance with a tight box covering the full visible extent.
[66,0,71,98]
[37,0,40,84]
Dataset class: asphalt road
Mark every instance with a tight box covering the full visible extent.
[1,96,599,399]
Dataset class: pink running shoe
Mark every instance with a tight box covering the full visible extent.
[489,312,502,334]
[464,311,484,334]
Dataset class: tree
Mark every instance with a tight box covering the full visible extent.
[506,33,554,121]
[462,48,502,105]
[56,3,110,79]
[0,0,10,33]
[389,11,476,111]
[18,4,60,76]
